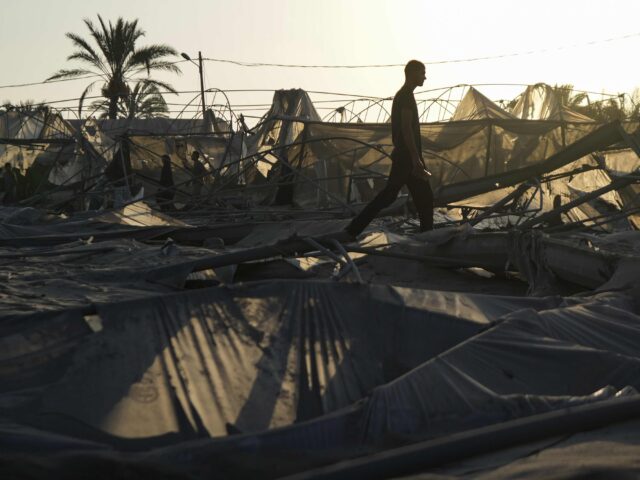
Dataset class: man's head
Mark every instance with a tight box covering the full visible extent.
[191,151,200,162]
[404,60,426,88]
[3,163,11,171]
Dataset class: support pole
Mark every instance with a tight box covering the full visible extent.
[518,172,639,229]
[198,51,206,119]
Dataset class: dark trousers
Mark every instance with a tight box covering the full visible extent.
[347,153,434,235]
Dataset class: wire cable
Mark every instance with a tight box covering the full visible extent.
[200,32,640,68]
[0,60,187,90]
[3,30,639,92]
[0,75,102,90]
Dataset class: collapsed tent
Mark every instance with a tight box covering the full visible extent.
[0,109,81,202]
[3,282,640,479]
[451,87,517,122]
[227,84,617,211]
[511,83,595,122]
[2,82,640,479]
[3,84,638,230]
[2,281,565,440]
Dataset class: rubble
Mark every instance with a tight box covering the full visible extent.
[1,84,640,479]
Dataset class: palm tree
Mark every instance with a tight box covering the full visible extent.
[46,15,180,119]
[552,84,589,111]
[551,84,640,122]
[89,79,174,119]
[627,88,640,121]
[1,99,48,113]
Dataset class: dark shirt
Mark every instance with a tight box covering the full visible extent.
[105,146,133,188]
[3,169,16,191]
[2,168,17,204]
[160,163,174,188]
[192,160,206,186]
[391,84,422,159]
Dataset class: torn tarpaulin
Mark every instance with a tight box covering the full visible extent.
[4,281,561,442]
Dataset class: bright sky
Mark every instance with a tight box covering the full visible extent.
[1,0,639,122]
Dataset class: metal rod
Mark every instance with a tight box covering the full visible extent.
[344,245,486,269]
[519,172,639,229]
[303,237,346,265]
[331,239,363,283]
[469,182,531,226]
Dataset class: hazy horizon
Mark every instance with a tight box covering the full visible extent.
[2,0,639,122]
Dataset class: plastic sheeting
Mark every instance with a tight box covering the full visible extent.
[3,287,640,479]
[604,146,640,229]
[125,133,244,201]
[451,87,516,122]
[54,290,640,478]
[138,290,640,475]
[0,234,232,318]
[245,89,321,156]
[0,110,77,173]
[287,118,603,209]
[90,201,188,227]
[231,86,616,209]
[0,211,175,246]
[511,83,594,122]
[6,88,635,214]
[1,281,563,440]
[47,119,109,187]
[0,110,75,141]
[361,292,640,443]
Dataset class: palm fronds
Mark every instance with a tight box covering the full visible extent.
[46,14,181,119]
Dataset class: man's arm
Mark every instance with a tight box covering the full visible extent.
[400,108,430,179]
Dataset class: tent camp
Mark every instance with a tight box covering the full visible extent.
[1,83,640,479]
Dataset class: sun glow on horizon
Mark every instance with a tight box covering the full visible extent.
[1,0,638,120]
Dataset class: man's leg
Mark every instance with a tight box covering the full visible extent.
[406,174,434,231]
[346,158,409,236]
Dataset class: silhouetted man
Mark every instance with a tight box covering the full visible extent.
[190,150,206,201]
[2,163,17,205]
[156,154,175,211]
[346,60,433,237]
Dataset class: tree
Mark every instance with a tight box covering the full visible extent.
[88,79,173,119]
[552,84,588,111]
[627,88,640,121]
[46,15,180,119]
[552,84,640,122]
[1,99,48,113]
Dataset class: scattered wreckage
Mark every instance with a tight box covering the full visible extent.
[1,84,640,479]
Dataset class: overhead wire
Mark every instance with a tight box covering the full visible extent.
[0,74,102,90]
[0,59,188,90]
[3,30,633,95]
[199,31,640,68]
[3,78,627,127]
[6,85,621,115]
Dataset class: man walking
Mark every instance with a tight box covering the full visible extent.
[346,60,433,237]
[2,163,17,205]
[189,150,206,202]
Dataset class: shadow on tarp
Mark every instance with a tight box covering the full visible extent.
[141,291,640,479]
[5,287,640,477]
[1,281,562,449]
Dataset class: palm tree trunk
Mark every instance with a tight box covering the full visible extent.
[108,96,119,119]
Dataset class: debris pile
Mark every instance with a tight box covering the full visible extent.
[1,84,640,479]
